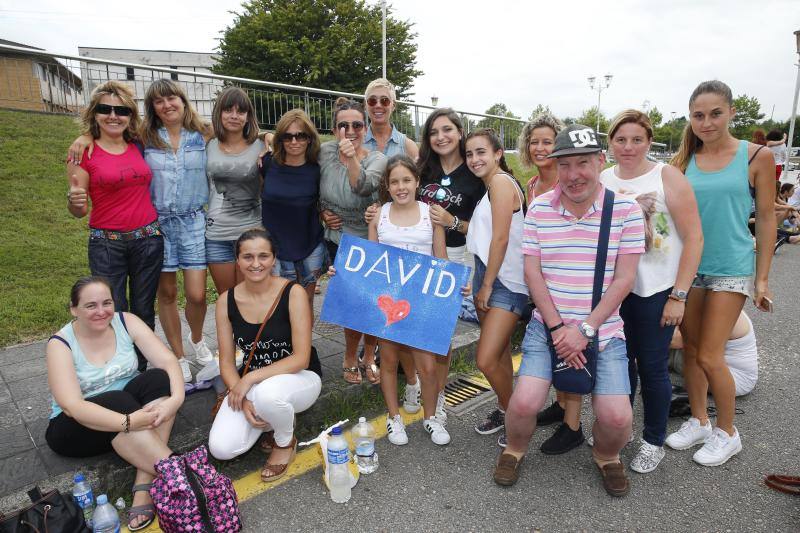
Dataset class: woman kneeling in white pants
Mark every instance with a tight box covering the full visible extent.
[208,228,322,481]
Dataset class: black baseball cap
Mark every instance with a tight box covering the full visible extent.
[548,124,602,158]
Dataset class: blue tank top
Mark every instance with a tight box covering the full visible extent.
[686,140,754,276]
[49,313,139,418]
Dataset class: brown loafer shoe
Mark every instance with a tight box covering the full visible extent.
[493,452,524,486]
[596,461,630,497]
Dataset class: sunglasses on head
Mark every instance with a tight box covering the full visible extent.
[367,96,392,107]
[337,121,365,132]
[280,132,310,143]
[95,104,132,116]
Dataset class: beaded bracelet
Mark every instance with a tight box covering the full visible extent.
[124,413,130,433]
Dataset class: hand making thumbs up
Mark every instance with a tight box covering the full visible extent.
[338,126,356,158]
[68,172,88,209]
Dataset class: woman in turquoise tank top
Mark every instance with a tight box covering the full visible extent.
[665,81,774,467]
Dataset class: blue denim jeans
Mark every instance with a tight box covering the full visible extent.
[619,287,674,447]
[88,234,163,370]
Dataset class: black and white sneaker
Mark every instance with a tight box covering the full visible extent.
[475,408,505,435]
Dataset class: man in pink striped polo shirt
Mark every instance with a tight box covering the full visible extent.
[494,124,645,497]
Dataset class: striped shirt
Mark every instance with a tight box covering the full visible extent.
[522,184,645,349]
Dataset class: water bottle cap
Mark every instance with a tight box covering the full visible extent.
[358,417,366,423]
[96,494,108,505]
[73,473,85,482]
[331,426,342,435]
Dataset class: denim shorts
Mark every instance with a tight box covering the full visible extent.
[691,274,752,298]
[160,210,206,272]
[206,238,237,264]
[277,242,328,288]
[472,257,530,316]
[518,319,631,395]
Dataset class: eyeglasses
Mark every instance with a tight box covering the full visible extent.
[95,104,133,116]
[367,96,392,107]
[280,132,310,143]
[337,121,365,132]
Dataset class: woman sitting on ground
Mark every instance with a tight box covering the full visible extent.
[208,228,322,482]
[46,276,185,531]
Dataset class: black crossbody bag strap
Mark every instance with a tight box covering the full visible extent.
[592,188,615,313]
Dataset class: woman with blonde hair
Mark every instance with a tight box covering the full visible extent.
[66,81,163,372]
[261,109,326,304]
[601,109,703,473]
[666,80,774,466]
[362,77,419,159]
[68,79,215,382]
[205,86,265,295]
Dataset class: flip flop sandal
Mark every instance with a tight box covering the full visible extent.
[765,474,800,495]
[261,437,297,482]
[343,366,362,385]
[360,361,381,385]
[128,483,155,531]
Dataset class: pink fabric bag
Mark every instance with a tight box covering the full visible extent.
[150,445,242,532]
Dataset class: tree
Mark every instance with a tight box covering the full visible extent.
[477,103,522,149]
[577,106,609,133]
[527,104,553,121]
[647,107,663,128]
[214,0,422,97]
[731,94,764,139]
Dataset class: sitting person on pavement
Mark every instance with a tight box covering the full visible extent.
[46,276,185,531]
[669,311,758,397]
[495,124,645,497]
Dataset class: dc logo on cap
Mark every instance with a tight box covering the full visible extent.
[568,128,597,148]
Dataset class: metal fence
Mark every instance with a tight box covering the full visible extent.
[0,43,527,150]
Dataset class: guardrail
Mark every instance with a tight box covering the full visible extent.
[0,43,527,149]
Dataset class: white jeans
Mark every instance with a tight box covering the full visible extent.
[208,370,322,460]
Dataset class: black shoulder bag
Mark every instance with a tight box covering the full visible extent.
[0,486,90,533]
[547,188,615,394]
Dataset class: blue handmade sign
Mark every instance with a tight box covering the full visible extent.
[320,234,472,355]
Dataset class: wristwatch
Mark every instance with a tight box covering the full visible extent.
[669,288,688,302]
[578,321,596,339]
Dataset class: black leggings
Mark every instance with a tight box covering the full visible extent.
[45,369,171,457]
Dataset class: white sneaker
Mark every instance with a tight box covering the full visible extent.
[178,357,192,383]
[386,414,408,445]
[693,427,742,466]
[435,390,447,424]
[665,417,712,450]
[188,334,214,365]
[195,359,220,382]
[402,377,421,414]
[630,440,666,473]
[423,417,451,445]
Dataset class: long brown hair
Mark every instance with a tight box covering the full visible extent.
[379,154,419,204]
[212,87,260,144]
[671,80,733,172]
[140,79,209,150]
[271,109,321,165]
[465,128,514,176]
[417,108,466,181]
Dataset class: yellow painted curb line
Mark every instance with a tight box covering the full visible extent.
[131,353,521,532]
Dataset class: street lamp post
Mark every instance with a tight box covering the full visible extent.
[787,29,800,172]
[431,95,439,107]
[381,0,387,78]
[588,74,613,134]
[669,111,677,153]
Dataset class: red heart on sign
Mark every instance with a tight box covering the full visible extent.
[377,294,411,326]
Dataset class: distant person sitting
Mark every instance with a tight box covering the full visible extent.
[669,311,758,396]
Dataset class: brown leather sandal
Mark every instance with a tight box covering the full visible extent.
[765,474,800,495]
[360,361,381,385]
[258,431,276,453]
[343,366,362,384]
[261,436,297,482]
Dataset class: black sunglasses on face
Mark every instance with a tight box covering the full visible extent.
[337,121,365,132]
[95,104,133,116]
[280,132,311,143]
[367,96,392,107]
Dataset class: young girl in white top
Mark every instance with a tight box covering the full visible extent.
[369,155,450,446]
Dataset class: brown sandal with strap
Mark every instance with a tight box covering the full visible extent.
[343,366,362,384]
[258,431,276,453]
[261,436,297,482]
[360,361,381,385]
[765,474,800,495]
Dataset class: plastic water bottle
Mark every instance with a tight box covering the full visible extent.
[72,473,94,527]
[327,426,351,503]
[353,417,378,474]
[92,494,120,533]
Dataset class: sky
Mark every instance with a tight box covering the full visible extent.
[1,0,799,122]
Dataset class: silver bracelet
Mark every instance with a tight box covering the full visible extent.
[449,215,460,231]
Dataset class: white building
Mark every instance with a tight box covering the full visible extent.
[77,47,223,118]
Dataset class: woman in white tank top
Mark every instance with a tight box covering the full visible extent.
[600,110,703,474]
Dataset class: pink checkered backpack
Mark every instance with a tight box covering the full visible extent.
[150,445,242,532]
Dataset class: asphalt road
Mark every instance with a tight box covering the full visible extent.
[239,244,800,532]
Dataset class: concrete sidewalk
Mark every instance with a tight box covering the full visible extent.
[0,284,481,509]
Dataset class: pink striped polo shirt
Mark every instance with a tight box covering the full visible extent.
[522,184,645,349]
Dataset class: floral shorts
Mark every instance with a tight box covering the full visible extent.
[691,274,752,298]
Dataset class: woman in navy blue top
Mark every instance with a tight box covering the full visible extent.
[261,109,325,305]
